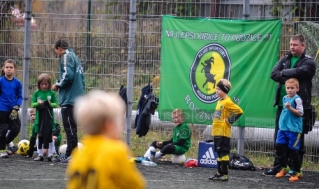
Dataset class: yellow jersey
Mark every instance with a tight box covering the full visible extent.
[212,96,243,138]
[66,135,146,189]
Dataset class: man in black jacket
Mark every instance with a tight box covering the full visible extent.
[264,34,316,176]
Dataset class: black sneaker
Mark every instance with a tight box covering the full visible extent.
[263,168,279,176]
[47,155,53,162]
[208,173,220,180]
[212,174,228,182]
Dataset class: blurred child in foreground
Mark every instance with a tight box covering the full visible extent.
[208,79,243,182]
[66,90,145,189]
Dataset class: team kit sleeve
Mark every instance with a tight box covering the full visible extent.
[31,91,39,108]
[56,54,75,88]
[49,90,58,108]
[16,80,23,106]
[226,100,244,124]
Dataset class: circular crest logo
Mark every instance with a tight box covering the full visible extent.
[190,43,231,104]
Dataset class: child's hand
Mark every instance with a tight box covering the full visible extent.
[156,142,163,147]
[52,136,57,141]
[285,102,291,109]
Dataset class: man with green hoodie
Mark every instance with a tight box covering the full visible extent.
[52,39,85,163]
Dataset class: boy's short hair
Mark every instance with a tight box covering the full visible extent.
[74,90,125,135]
[29,108,35,114]
[55,39,69,50]
[37,73,52,90]
[285,78,299,89]
[172,109,184,119]
[219,79,232,89]
[4,59,17,68]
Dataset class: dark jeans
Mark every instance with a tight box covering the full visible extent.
[61,105,78,157]
[150,141,175,155]
[273,106,305,170]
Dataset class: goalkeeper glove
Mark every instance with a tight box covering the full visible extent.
[9,105,19,120]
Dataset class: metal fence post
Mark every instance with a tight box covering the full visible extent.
[237,0,251,156]
[20,0,32,140]
[125,0,137,146]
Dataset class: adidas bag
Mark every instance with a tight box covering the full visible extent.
[229,153,256,171]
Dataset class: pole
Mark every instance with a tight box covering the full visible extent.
[125,0,137,146]
[20,0,32,140]
[236,0,250,156]
[86,0,91,62]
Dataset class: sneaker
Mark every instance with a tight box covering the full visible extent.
[208,173,220,180]
[263,168,280,176]
[285,170,294,177]
[154,151,162,162]
[34,156,44,161]
[47,155,53,162]
[212,174,228,182]
[6,145,13,155]
[52,154,67,163]
[276,167,289,178]
[0,150,8,158]
[60,155,71,163]
[289,172,302,182]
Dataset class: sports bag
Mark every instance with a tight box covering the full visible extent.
[229,153,256,171]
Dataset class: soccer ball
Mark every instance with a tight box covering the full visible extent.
[171,154,186,164]
[59,142,84,155]
[59,144,67,155]
[17,139,30,156]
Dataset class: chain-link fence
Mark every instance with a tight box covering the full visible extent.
[1,0,319,163]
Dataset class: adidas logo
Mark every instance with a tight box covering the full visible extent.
[200,147,217,165]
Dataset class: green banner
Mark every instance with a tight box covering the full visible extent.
[159,15,282,127]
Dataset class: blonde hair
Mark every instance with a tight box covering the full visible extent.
[172,109,184,120]
[74,90,125,135]
[29,108,35,114]
[218,79,232,90]
[285,78,299,89]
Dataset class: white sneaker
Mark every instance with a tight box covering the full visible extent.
[154,151,162,162]
[0,150,8,158]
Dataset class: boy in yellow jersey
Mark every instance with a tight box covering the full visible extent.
[66,90,145,189]
[208,79,244,182]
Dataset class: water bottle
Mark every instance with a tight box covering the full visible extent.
[141,160,157,166]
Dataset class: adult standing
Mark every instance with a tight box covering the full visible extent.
[264,34,316,175]
[52,39,85,163]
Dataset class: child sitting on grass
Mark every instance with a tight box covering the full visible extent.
[143,109,192,162]
[66,90,145,189]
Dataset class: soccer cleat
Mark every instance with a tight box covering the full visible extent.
[276,167,289,178]
[208,173,220,180]
[289,172,302,182]
[47,155,53,162]
[60,155,72,163]
[285,170,294,177]
[263,168,280,176]
[154,151,162,162]
[34,156,44,161]
[212,174,228,182]
[0,150,8,158]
